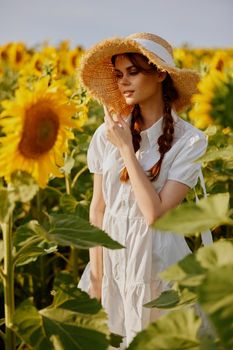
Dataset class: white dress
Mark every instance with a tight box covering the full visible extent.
[78,110,208,349]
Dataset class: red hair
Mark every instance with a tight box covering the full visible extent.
[111,53,179,182]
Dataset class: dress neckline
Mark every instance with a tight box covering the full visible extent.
[125,109,179,147]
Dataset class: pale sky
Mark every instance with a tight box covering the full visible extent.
[0,0,232,49]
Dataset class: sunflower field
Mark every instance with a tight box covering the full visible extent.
[0,41,233,350]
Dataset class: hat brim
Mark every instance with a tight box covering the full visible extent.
[80,37,200,114]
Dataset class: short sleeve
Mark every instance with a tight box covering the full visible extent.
[87,123,106,174]
[167,132,208,188]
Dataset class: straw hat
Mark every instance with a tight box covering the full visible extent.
[80,32,200,115]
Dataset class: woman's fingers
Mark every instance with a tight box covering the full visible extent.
[103,106,114,126]
[103,106,128,142]
[117,115,126,126]
[103,105,109,117]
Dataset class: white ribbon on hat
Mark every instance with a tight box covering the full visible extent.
[131,38,176,67]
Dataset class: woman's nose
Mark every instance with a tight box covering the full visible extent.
[119,74,130,85]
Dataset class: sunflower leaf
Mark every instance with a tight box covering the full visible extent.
[199,144,233,162]
[13,223,57,266]
[45,214,125,249]
[13,295,113,350]
[153,193,232,235]
[127,308,201,350]
[144,288,197,310]
[27,215,124,249]
[13,299,53,350]
[59,193,78,213]
[11,170,39,203]
[198,265,233,349]
[61,155,75,175]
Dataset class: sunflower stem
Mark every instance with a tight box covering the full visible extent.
[0,266,6,281]
[64,172,79,281]
[0,328,6,341]
[46,185,63,196]
[36,189,42,222]
[2,215,16,350]
[71,165,88,188]
[17,341,26,350]
[70,247,79,282]
[65,173,71,195]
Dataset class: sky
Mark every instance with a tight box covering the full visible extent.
[0,0,232,49]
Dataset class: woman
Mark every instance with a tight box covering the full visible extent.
[78,32,212,349]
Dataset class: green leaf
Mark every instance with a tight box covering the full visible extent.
[196,239,233,269]
[160,253,207,287]
[13,299,53,350]
[14,223,42,250]
[0,188,15,224]
[11,170,39,202]
[13,223,57,266]
[204,125,217,136]
[40,307,110,350]
[51,272,124,349]
[45,214,125,249]
[13,297,112,350]
[153,193,232,235]
[144,290,180,309]
[199,336,217,350]
[61,155,75,175]
[110,332,124,348]
[144,288,197,310]
[198,265,233,349]
[160,241,233,289]
[52,271,102,314]
[75,201,89,221]
[199,145,233,162]
[127,308,201,350]
[59,193,78,213]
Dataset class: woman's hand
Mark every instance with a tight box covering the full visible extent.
[89,278,102,302]
[104,106,133,153]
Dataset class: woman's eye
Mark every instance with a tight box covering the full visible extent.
[114,70,139,79]
[129,70,139,75]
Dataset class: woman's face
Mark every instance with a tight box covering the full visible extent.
[114,54,166,106]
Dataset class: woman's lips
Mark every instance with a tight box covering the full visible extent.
[123,90,134,97]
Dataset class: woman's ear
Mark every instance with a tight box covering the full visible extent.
[157,70,167,82]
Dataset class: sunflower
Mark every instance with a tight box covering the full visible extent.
[173,48,196,69]
[0,76,77,187]
[0,42,30,70]
[189,69,233,129]
[210,50,233,72]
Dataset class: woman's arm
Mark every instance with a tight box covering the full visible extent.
[105,112,189,225]
[119,146,189,225]
[89,173,106,299]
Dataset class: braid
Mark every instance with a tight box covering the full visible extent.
[120,104,142,181]
[119,71,178,183]
[148,75,178,181]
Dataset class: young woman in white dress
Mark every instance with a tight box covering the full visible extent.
[78,32,212,349]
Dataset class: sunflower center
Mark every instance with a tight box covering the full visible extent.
[19,103,59,159]
[16,49,23,64]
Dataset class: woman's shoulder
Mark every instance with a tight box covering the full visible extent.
[89,121,107,146]
[92,121,106,137]
[87,122,107,173]
[173,113,207,144]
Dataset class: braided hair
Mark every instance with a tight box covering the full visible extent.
[111,53,179,182]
